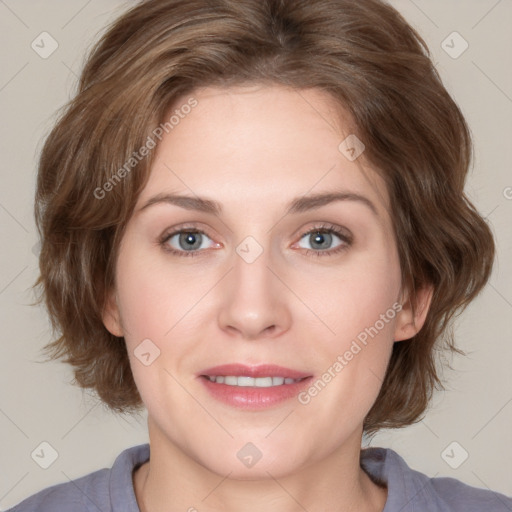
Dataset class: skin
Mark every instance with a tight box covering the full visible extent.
[103,84,433,512]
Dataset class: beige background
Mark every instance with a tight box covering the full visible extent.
[0,0,511,508]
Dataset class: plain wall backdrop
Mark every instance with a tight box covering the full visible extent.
[0,0,511,509]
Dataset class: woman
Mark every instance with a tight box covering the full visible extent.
[8,0,511,510]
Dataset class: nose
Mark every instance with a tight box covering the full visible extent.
[217,243,292,340]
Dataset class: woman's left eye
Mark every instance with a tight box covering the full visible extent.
[295,226,352,256]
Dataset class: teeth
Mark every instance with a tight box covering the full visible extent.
[207,375,302,387]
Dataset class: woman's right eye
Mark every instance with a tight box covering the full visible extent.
[160,229,218,257]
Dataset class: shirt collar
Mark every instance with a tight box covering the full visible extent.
[109,443,150,512]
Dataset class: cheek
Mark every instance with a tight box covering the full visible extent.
[294,276,399,442]
[295,242,402,347]
[114,244,208,342]
[292,240,401,409]
[113,244,213,401]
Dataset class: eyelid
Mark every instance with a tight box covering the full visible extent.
[159,222,216,241]
[295,222,353,244]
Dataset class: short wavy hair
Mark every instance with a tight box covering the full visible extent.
[33,0,494,433]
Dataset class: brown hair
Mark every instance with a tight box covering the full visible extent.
[33,0,495,433]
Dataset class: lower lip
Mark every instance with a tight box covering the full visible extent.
[199,376,313,410]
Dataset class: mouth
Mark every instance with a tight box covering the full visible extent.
[203,375,307,387]
[198,363,313,409]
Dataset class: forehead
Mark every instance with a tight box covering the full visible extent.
[135,84,391,221]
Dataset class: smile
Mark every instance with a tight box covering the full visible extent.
[205,375,305,387]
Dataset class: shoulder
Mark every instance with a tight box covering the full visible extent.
[361,447,512,512]
[429,474,512,511]
[6,468,109,512]
[6,443,150,512]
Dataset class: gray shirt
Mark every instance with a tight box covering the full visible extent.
[7,443,512,511]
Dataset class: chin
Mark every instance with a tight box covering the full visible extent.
[192,438,314,481]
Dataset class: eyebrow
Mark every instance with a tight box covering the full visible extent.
[137,190,378,217]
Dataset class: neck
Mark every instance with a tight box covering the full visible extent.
[133,419,387,512]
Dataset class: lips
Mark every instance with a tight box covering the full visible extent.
[199,363,311,380]
[198,363,313,410]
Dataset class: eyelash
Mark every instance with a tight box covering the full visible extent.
[158,222,353,258]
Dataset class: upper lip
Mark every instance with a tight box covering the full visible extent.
[199,364,311,379]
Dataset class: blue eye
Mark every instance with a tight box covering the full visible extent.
[160,229,215,256]
[296,226,352,257]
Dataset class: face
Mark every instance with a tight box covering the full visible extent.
[103,84,429,479]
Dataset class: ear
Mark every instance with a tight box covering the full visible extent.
[394,283,434,342]
[102,288,124,337]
